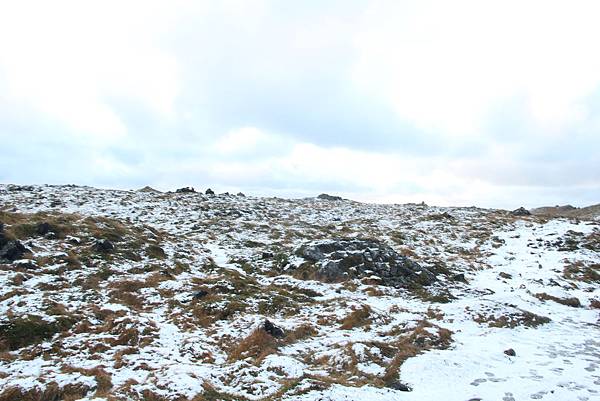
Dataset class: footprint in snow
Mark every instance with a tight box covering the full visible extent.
[502,392,516,401]
[470,378,487,386]
[530,390,548,399]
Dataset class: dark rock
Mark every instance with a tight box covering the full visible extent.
[504,348,516,356]
[317,193,343,201]
[94,239,115,253]
[452,273,467,283]
[295,238,436,287]
[388,382,412,392]
[263,319,285,338]
[7,185,34,192]
[0,240,29,262]
[431,212,455,220]
[192,290,209,300]
[499,272,512,280]
[262,251,274,260]
[205,188,215,196]
[175,187,195,193]
[511,207,531,216]
[237,192,245,197]
[36,222,52,236]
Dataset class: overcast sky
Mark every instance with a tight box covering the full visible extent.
[1,0,599,208]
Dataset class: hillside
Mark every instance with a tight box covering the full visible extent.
[0,184,598,401]
[531,204,600,220]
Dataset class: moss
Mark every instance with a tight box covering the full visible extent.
[0,382,90,401]
[0,316,75,351]
[192,383,248,401]
[193,299,248,327]
[413,287,456,304]
[257,294,299,316]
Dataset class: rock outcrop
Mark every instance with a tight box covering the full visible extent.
[295,238,436,287]
[511,207,531,216]
[317,193,343,201]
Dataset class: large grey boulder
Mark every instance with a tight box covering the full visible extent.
[295,238,436,287]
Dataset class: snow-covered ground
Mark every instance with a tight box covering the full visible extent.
[0,184,598,400]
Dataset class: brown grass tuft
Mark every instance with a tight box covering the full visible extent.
[228,328,278,363]
[340,305,372,330]
[534,292,581,307]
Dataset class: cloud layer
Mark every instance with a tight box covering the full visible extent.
[1,0,599,208]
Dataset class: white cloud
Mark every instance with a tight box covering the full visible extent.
[1,1,598,208]
[352,0,600,137]
[0,1,180,141]
[212,127,276,155]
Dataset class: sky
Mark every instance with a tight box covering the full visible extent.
[1,0,599,209]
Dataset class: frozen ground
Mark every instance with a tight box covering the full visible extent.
[0,184,598,400]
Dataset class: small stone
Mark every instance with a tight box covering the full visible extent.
[389,381,411,392]
[192,290,209,300]
[36,222,52,236]
[263,319,285,338]
[452,273,467,283]
[504,348,516,356]
[94,239,115,253]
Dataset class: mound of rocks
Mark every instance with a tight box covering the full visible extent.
[175,187,196,194]
[511,207,531,216]
[295,238,436,287]
[317,193,343,201]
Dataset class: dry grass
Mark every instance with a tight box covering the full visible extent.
[474,310,551,328]
[191,382,246,401]
[61,365,113,396]
[228,328,278,363]
[534,292,581,307]
[109,327,140,347]
[340,305,372,330]
[0,382,91,401]
[383,320,452,385]
[563,261,600,283]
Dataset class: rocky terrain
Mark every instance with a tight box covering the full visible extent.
[0,184,598,401]
[531,204,600,220]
